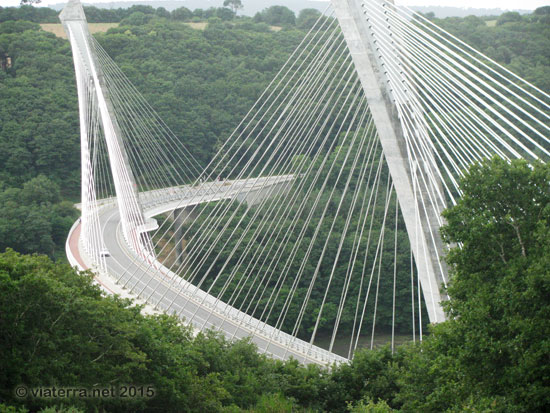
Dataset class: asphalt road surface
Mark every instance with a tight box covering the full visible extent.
[92,180,347,365]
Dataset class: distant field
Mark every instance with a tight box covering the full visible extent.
[42,22,281,37]
[486,20,497,27]
[40,23,119,39]
[183,22,208,30]
[183,22,282,31]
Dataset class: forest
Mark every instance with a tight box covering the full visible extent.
[0,3,549,412]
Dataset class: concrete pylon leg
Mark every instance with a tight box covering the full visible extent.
[331,0,447,323]
[60,0,149,255]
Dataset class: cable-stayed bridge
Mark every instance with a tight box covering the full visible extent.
[62,0,549,365]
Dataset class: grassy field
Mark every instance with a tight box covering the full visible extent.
[183,21,208,30]
[183,22,282,31]
[40,23,119,39]
[41,21,281,37]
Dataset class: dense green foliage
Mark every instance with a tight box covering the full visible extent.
[0,248,399,412]
[0,6,58,24]
[0,21,79,188]
[0,176,77,259]
[0,18,80,259]
[253,5,296,26]
[0,249,301,412]
[2,159,549,412]
[393,158,550,412]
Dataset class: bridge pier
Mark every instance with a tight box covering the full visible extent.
[171,206,198,265]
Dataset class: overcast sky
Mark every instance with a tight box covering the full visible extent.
[2,0,548,11]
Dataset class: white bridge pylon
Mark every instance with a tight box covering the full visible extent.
[62,0,549,365]
[61,0,151,262]
[333,0,448,323]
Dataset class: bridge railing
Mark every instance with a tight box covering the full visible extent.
[75,176,345,365]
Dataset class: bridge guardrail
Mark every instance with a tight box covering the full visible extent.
[76,177,346,365]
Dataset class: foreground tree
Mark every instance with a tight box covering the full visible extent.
[0,250,323,412]
[397,158,550,412]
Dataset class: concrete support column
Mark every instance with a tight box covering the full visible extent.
[331,0,447,323]
[172,206,198,265]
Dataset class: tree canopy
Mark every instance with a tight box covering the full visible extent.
[224,0,243,15]
[395,158,550,412]
[3,158,549,412]
[254,6,296,26]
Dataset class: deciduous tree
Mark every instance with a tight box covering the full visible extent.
[223,0,243,15]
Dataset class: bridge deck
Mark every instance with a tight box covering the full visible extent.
[67,179,348,366]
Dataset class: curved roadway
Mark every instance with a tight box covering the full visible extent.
[67,178,348,366]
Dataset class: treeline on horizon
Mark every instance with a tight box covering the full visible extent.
[0,3,313,26]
